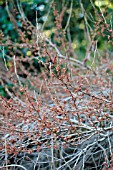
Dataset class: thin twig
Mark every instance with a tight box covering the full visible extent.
[0,164,27,170]
[64,0,73,32]
[13,55,22,86]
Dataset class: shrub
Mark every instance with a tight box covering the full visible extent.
[0,0,113,169]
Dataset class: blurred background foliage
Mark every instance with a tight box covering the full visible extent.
[0,0,113,57]
[0,0,113,96]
